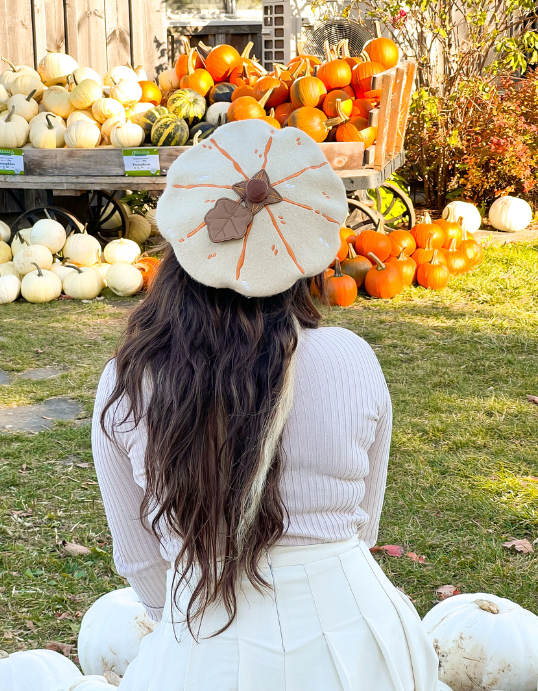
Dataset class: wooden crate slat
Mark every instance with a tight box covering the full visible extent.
[1,0,34,68]
[65,0,108,76]
[385,67,406,160]
[368,108,379,128]
[105,0,132,69]
[373,73,393,171]
[129,0,168,80]
[319,142,364,171]
[395,61,417,154]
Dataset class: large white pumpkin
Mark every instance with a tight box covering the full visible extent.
[21,266,62,303]
[0,649,82,691]
[14,244,53,275]
[30,218,67,253]
[51,675,113,691]
[39,52,79,86]
[63,265,104,300]
[11,228,32,255]
[205,101,230,127]
[51,259,78,284]
[442,201,481,234]
[488,196,533,232]
[126,214,151,244]
[0,274,20,304]
[78,587,157,676]
[105,262,144,296]
[101,202,131,230]
[63,230,101,266]
[103,238,140,264]
[0,220,10,243]
[423,592,538,691]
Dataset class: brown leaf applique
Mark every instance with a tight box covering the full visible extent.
[205,199,252,243]
[503,539,534,554]
[436,585,461,600]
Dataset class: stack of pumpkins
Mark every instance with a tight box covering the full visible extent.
[322,201,484,306]
[0,53,167,150]
[0,216,159,305]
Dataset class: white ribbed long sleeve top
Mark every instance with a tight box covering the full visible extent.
[92,326,392,622]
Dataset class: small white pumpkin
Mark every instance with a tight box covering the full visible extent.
[104,238,140,264]
[51,258,77,284]
[91,256,112,283]
[39,52,79,86]
[105,262,144,296]
[63,229,101,266]
[442,201,481,234]
[14,243,53,275]
[67,67,102,90]
[0,649,81,691]
[10,74,45,102]
[488,195,533,232]
[0,239,12,263]
[101,201,131,230]
[30,113,66,148]
[11,228,32,255]
[144,208,159,236]
[134,65,148,81]
[6,90,39,122]
[0,108,30,147]
[65,120,101,148]
[51,675,114,691]
[0,220,10,243]
[125,102,153,120]
[110,79,142,108]
[70,79,103,110]
[78,587,157,675]
[100,114,125,142]
[67,109,100,127]
[91,98,124,124]
[30,217,67,253]
[0,261,21,279]
[63,265,104,299]
[423,592,538,691]
[0,84,10,112]
[127,214,151,244]
[103,65,138,87]
[0,274,20,303]
[205,101,230,127]
[42,86,75,119]
[158,68,180,90]
[30,111,65,128]
[0,59,40,91]
[110,120,145,148]
[21,265,62,302]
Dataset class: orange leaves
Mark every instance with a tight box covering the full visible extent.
[370,544,426,562]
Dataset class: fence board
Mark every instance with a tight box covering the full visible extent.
[130,0,168,79]
[385,67,405,160]
[105,0,131,68]
[65,0,108,76]
[1,0,34,67]
[395,61,417,154]
[373,74,393,171]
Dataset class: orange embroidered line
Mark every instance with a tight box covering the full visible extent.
[272,162,328,186]
[173,184,233,189]
[265,206,305,274]
[209,139,248,180]
[322,213,339,224]
[262,137,273,169]
[187,221,206,238]
[236,220,253,280]
[281,197,313,211]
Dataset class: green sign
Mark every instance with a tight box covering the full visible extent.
[0,148,24,175]
[123,148,160,176]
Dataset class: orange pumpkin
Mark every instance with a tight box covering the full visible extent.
[318,58,352,90]
[365,37,399,69]
[204,44,242,82]
[175,37,204,81]
[339,39,363,70]
[273,102,296,126]
[416,249,450,290]
[260,108,281,129]
[351,98,374,120]
[410,212,445,249]
[231,84,256,100]
[460,227,484,269]
[340,226,355,243]
[253,75,289,109]
[386,249,417,286]
[364,252,404,298]
[287,54,322,71]
[330,232,351,266]
[336,119,376,147]
[388,230,416,257]
[411,233,448,268]
[341,244,372,288]
[351,61,385,94]
[227,89,274,121]
[290,76,327,109]
[180,49,214,97]
[436,206,463,248]
[138,81,162,106]
[326,258,358,306]
[323,90,353,118]
[288,107,339,143]
[134,256,160,289]
[443,238,469,275]
[355,222,392,262]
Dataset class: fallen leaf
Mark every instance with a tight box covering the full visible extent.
[436,585,461,599]
[370,544,405,557]
[42,416,53,420]
[45,641,73,656]
[9,509,32,517]
[61,540,91,557]
[406,552,426,563]
[55,612,73,620]
[503,539,534,554]
[25,620,36,632]
[3,632,13,640]
[527,395,538,405]
[34,348,44,353]
[75,463,90,468]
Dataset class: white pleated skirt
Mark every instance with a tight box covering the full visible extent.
[119,537,439,691]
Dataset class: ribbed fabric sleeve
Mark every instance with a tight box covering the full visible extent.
[91,326,392,619]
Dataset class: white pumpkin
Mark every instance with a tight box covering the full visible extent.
[100,114,126,142]
[488,195,532,232]
[0,649,81,691]
[158,68,180,90]
[51,675,115,691]
[65,120,100,148]
[423,592,538,691]
[30,218,67,253]
[0,274,20,303]
[21,266,62,302]
[68,67,102,90]
[63,229,101,266]
[92,98,124,124]
[10,74,45,102]
[442,201,481,234]
[7,91,39,121]
[11,228,32,255]
[0,261,21,279]
[0,108,30,147]
[105,262,144,296]
[144,208,159,236]
[110,120,145,148]
[67,109,100,127]
[42,86,75,119]
[104,238,140,264]
[78,587,157,675]
[126,102,152,120]
[0,220,10,243]
[51,259,77,284]
[14,244,53,275]
[30,113,65,148]
[205,101,230,127]
[0,240,12,263]
[0,84,10,112]
[110,79,142,108]
[39,52,79,86]
[134,65,148,81]
[101,201,131,230]
[70,79,103,110]
[103,65,138,87]
[91,257,112,283]
[30,111,65,128]
[0,59,40,91]
[63,265,104,299]
[127,214,151,244]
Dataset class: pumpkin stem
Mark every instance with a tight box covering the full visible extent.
[258,87,275,109]
[335,99,349,124]
[269,107,275,118]
[373,20,382,38]
[5,106,15,123]
[196,41,212,57]
[374,217,386,234]
[447,238,456,251]
[323,40,332,63]
[397,248,407,260]
[325,115,342,129]
[241,42,254,59]
[425,232,434,250]
[342,39,351,58]
[292,60,305,79]
[473,599,500,614]
[62,256,72,266]
[359,49,371,63]
[444,205,456,223]
[333,257,344,277]
[187,48,197,76]
[423,211,433,224]
[31,262,43,277]
[367,252,386,270]
[192,130,201,146]
[430,249,444,265]
[26,89,37,102]
[45,114,54,130]
[65,264,83,273]
[180,36,191,56]
[347,243,358,259]
[1,58,17,72]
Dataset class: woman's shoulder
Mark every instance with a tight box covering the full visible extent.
[299,326,378,362]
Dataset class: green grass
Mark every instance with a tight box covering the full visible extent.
[1,243,537,657]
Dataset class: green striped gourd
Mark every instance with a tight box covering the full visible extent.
[167,88,206,126]
[151,115,189,146]
[138,106,168,133]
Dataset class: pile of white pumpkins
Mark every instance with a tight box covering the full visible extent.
[0,209,155,305]
[0,52,171,150]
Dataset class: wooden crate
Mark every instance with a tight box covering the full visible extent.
[0,0,167,80]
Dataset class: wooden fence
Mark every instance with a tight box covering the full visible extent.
[0,0,168,80]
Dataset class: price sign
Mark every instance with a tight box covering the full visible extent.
[0,148,24,175]
[123,148,160,177]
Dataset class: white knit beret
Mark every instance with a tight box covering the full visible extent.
[156,119,348,297]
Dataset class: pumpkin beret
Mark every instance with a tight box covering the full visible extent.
[156,119,348,297]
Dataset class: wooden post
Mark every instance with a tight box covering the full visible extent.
[105,0,132,69]
[385,67,405,160]
[395,61,417,154]
[65,0,108,77]
[0,0,35,68]
[373,73,393,171]
[130,0,168,80]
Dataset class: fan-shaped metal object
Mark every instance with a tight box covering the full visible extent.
[302,19,374,60]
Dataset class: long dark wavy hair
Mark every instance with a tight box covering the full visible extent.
[102,246,327,637]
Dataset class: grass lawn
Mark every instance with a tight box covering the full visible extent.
[0,240,537,659]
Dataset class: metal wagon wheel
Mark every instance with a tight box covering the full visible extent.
[10,206,83,242]
[347,182,416,233]
[77,190,129,241]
